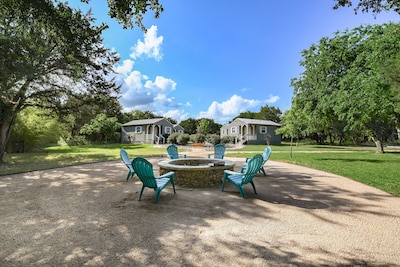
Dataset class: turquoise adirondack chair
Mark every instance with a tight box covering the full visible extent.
[222,154,263,198]
[120,149,135,181]
[241,146,272,176]
[132,157,176,203]
[208,144,226,159]
[167,144,186,159]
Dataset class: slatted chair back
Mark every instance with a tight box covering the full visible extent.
[208,144,226,159]
[241,154,264,185]
[132,157,157,188]
[120,148,135,181]
[167,144,183,159]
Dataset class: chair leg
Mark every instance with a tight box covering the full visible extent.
[139,186,145,201]
[155,189,161,203]
[260,167,266,176]
[250,181,257,194]
[238,186,246,198]
[221,178,226,191]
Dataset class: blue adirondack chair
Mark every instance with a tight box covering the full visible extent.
[120,148,135,181]
[132,157,176,203]
[241,146,272,176]
[208,144,226,159]
[222,154,263,198]
[167,144,187,159]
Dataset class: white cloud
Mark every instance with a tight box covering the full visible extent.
[130,25,163,61]
[266,94,280,104]
[164,110,189,122]
[115,59,134,75]
[198,94,261,123]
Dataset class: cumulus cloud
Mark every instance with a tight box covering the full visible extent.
[130,25,163,61]
[266,94,280,104]
[115,59,134,75]
[198,94,261,123]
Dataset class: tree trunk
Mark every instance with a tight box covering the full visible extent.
[0,108,18,163]
[372,137,385,154]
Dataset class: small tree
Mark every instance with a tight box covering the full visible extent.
[80,114,120,143]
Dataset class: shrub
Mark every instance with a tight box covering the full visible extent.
[206,134,220,145]
[221,136,235,144]
[190,133,206,143]
[177,134,190,145]
[167,133,180,144]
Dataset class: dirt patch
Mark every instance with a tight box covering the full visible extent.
[1,152,400,266]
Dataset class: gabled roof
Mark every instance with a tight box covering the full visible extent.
[122,118,168,127]
[234,118,281,127]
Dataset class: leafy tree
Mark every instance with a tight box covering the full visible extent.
[7,107,62,152]
[0,0,120,162]
[79,114,121,142]
[256,105,282,122]
[197,118,221,135]
[179,118,198,134]
[82,0,164,30]
[234,105,282,122]
[333,0,400,14]
[287,23,400,153]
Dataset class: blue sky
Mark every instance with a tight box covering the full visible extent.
[72,1,399,124]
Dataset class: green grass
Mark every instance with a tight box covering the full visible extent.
[227,143,400,197]
[2,143,400,197]
[1,144,166,175]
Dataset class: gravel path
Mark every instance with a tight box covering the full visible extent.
[1,150,399,266]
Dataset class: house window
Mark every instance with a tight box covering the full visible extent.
[260,126,267,134]
[222,129,226,135]
[165,126,172,134]
[178,130,183,133]
[135,126,142,133]
[231,127,237,134]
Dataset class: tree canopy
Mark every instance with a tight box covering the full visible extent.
[279,22,400,153]
[0,0,120,162]
[333,0,400,14]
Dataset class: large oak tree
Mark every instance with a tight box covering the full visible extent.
[0,0,120,162]
[282,22,400,153]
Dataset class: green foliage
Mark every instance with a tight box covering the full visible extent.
[333,0,400,14]
[234,105,282,123]
[285,22,400,152]
[190,133,206,143]
[176,133,190,145]
[0,0,120,162]
[7,107,62,152]
[196,118,221,134]
[220,136,235,144]
[206,134,221,145]
[79,114,121,143]
[167,133,180,144]
[179,118,198,134]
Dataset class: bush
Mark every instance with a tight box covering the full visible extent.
[66,136,89,146]
[221,136,235,144]
[167,133,180,144]
[177,134,190,145]
[190,133,206,143]
[206,134,220,145]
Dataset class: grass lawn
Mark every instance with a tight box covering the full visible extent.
[1,143,400,197]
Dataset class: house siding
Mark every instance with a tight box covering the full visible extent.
[121,118,176,144]
[220,118,281,145]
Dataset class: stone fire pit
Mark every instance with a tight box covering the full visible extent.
[158,158,235,187]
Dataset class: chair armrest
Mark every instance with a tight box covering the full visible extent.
[208,154,214,158]
[224,170,240,176]
[245,157,251,163]
[158,171,174,179]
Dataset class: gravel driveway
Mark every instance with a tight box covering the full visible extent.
[1,153,399,266]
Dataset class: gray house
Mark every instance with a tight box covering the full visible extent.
[173,124,185,133]
[221,118,281,145]
[121,118,178,144]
